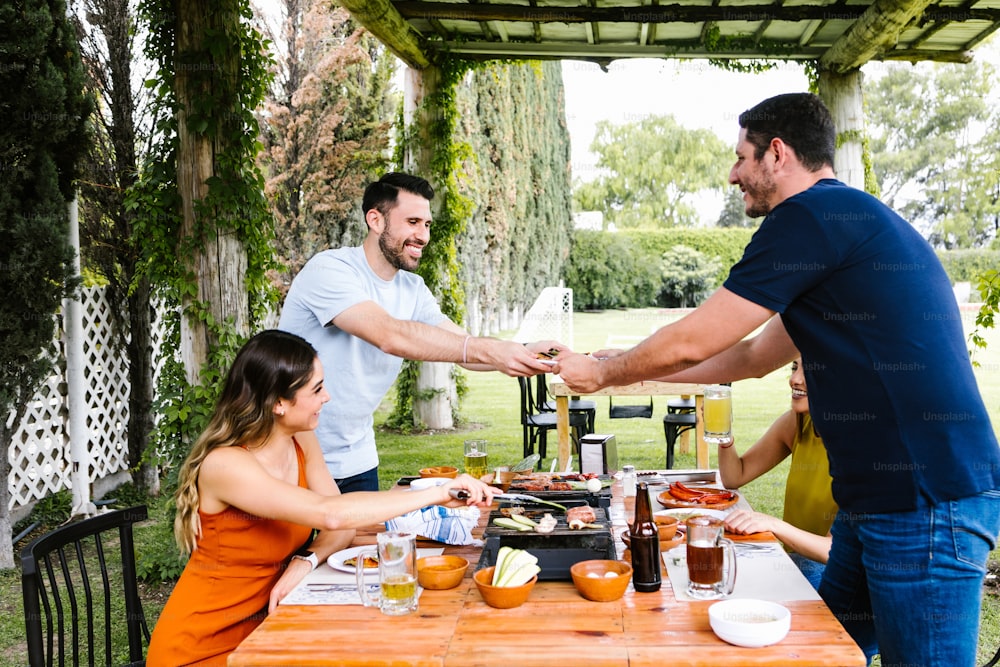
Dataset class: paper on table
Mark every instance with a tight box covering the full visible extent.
[662,542,820,603]
[281,547,444,606]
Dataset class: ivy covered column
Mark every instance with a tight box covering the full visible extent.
[175,0,250,383]
[403,64,458,430]
[817,69,867,191]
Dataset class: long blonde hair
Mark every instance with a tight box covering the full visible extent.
[173,330,317,554]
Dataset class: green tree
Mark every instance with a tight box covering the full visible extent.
[658,245,722,307]
[716,188,760,228]
[0,0,91,568]
[573,115,731,229]
[866,61,999,248]
[75,0,160,494]
[562,231,661,310]
[260,0,395,292]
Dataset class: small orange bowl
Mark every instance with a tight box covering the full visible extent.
[420,466,458,479]
[417,555,469,590]
[653,514,679,541]
[473,566,537,609]
[570,560,633,602]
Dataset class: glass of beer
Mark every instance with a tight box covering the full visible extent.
[356,531,419,615]
[464,439,489,479]
[703,384,733,445]
[685,516,737,600]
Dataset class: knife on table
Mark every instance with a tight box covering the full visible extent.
[449,488,568,511]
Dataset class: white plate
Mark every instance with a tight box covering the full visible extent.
[655,508,729,523]
[409,477,450,491]
[328,545,379,574]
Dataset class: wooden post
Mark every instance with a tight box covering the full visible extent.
[817,69,867,191]
[175,0,249,384]
[403,65,455,430]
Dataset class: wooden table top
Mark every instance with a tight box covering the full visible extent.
[228,479,866,667]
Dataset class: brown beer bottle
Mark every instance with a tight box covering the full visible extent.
[630,481,661,592]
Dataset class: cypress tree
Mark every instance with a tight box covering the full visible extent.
[0,0,91,566]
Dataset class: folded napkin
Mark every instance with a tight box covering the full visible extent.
[385,505,482,545]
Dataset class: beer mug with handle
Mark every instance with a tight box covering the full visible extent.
[356,531,419,615]
[686,516,737,600]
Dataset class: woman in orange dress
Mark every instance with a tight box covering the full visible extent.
[147,330,494,666]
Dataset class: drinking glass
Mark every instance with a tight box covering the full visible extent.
[703,385,733,445]
[463,439,489,479]
[685,515,737,600]
[356,531,419,615]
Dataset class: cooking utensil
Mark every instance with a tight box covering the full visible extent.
[449,488,567,511]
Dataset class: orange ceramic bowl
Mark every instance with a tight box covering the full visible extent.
[416,555,469,590]
[420,466,458,479]
[653,514,679,541]
[570,560,633,602]
[473,566,537,609]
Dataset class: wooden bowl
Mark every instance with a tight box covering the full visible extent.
[653,513,679,541]
[420,466,458,479]
[473,566,537,608]
[621,527,682,551]
[416,555,469,590]
[570,560,633,602]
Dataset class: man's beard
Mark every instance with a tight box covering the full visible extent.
[379,229,421,272]
[743,168,777,219]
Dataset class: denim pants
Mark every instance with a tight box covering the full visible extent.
[820,489,1000,667]
[788,551,825,591]
[335,466,380,493]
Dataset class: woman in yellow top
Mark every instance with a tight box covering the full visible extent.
[719,358,836,589]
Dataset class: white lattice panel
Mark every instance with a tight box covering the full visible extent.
[83,288,130,479]
[6,287,171,511]
[513,286,574,348]
[7,343,70,508]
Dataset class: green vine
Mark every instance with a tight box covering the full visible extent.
[130,0,278,463]
[385,56,485,431]
[703,24,789,73]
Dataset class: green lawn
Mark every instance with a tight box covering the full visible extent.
[4,307,998,666]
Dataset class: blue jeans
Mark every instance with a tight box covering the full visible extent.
[788,551,825,591]
[820,489,1000,667]
[335,467,380,493]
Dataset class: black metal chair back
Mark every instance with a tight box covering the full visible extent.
[21,505,150,667]
[518,377,588,462]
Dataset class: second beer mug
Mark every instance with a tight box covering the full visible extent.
[703,384,733,445]
[356,531,419,615]
[685,515,737,600]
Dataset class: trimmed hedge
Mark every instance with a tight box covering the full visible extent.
[563,229,998,311]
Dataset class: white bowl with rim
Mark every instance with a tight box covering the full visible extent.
[708,599,791,648]
[409,477,451,491]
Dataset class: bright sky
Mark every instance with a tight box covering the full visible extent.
[560,58,810,185]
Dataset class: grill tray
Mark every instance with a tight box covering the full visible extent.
[477,505,615,580]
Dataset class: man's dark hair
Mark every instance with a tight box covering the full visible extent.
[362,172,435,217]
[738,93,835,172]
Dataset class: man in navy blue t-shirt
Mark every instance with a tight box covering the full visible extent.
[556,93,1000,667]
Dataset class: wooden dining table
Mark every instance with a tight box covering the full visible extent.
[549,380,709,471]
[228,478,865,666]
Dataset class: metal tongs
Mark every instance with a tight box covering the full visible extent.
[449,488,568,511]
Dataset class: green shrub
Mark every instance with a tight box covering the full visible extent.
[562,230,660,309]
[936,249,1000,283]
[658,245,722,307]
[621,228,756,284]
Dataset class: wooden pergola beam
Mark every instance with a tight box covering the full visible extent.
[339,0,433,69]
[391,1,1000,25]
[819,0,937,72]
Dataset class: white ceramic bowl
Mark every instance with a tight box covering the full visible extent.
[409,477,450,491]
[708,599,791,648]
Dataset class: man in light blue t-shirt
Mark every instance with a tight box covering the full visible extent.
[279,172,561,493]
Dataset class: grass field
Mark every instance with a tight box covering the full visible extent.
[3,306,998,665]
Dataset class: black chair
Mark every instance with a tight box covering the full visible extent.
[608,395,654,419]
[663,412,697,469]
[22,505,150,667]
[518,377,588,463]
[535,374,597,435]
